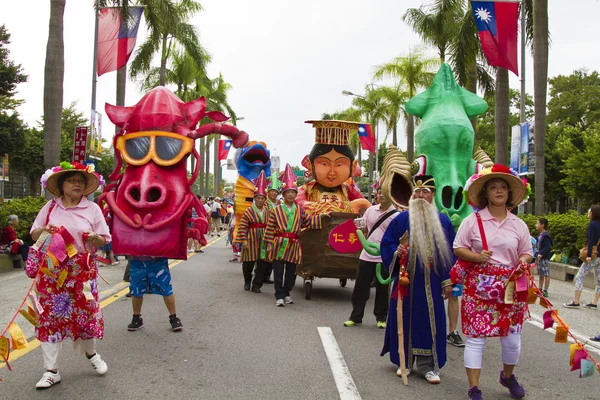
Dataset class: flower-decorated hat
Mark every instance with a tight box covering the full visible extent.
[252,170,269,197]
[41,161,105,197]
[280,164,298,193]
[464,164,531,209]
[267,170,282,193]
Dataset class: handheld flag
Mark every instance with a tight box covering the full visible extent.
[471,1,519,76]
[357,124,376,154]
[218,139,233,161]
[97,7,144,76]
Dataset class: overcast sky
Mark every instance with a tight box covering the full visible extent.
[4,0,600,183]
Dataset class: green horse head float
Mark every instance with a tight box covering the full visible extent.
[407,63,492,229]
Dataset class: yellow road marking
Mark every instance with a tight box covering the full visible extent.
[0,235,223,370]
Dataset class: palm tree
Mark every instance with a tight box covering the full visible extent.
[129,0,209,86]
[43,0,65,183]
[533,0,548,215]
[403,0,463,63]
[495,68,509,165]
[348,85,389,198]
[372,48,437,161]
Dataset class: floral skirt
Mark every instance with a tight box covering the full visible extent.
[32,253,104,343]
[461,263,528,338]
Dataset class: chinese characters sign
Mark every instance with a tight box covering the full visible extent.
[73,126,89,163]
[328,219,363,253]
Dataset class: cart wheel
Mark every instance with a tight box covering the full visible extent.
[339,279,347,287]
[304,280,312,300]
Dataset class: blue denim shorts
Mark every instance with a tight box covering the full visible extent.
[129,258,173,297]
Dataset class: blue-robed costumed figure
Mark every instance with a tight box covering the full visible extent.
[380,175,456,384]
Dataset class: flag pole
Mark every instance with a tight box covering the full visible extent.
[89,3,100,160]
[519,0,526,124]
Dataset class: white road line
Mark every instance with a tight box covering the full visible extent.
[317,327,362,400]
[526,318,600,357]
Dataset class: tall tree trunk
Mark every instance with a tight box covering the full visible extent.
[468,62,478,135]
[533,0,548,215]
[213,137,219,196]
[199,137,205,196]
[159,34,168,86]
[407,115,415,162]
[43,0,65,198]
[392,123,398,147]
[494,68,510,165]
[204,138,211,195]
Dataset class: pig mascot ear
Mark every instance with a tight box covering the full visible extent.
[105,104,136,129]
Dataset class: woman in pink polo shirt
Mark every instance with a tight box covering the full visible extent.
[452,165,533,400]
[29,162,110,390]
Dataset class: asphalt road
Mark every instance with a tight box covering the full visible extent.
[1,237,599,399]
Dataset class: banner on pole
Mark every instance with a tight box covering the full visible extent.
[510,122,535,176]
[73,126,89,164]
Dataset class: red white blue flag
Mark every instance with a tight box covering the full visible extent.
[97,7,144,76]
[218,139,233,161]
[471,1,519,76]
[357,124,376,154]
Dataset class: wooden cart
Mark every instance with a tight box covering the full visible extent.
[297,212,363,299]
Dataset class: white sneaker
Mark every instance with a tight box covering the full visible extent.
[276,299,285,307]
[36,371,61,389]
[425,370,441,384]
[284,296,294,304]
[396,367,411,377]
[89,353,108,375]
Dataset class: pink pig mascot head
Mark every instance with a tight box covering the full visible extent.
[98,87,249,259]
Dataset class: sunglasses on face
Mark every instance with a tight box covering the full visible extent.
[116,131,194,166]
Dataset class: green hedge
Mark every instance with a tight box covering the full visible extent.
[520,211,589,257]
[0,196,49,243]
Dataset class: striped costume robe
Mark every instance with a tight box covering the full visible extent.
[264,203,322,264]
[236,205,268,262]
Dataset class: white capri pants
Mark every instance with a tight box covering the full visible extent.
[41,339,96,370]
[464,332,521,369]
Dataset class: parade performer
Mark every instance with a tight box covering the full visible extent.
[297,120,371,215]
[232,141,272,240]
[380,175,455,384]
[263,173,282,283]
[343,182,397,329]
[98,86,249,260]
[452,164,533,400]
[235,171,270,293]
[264,164,328,306]
[29,162,110,389]
[97,87,249,332]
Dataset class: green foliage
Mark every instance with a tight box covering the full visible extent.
[0,25,27,112]
[474,89,533,160]
[0,196,48,241]
[547,70,600,131]
[520,211,589,257]
[0,112,27,159]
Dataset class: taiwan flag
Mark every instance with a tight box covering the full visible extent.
[471,1,519,76]
[357,124,376,154]
[97,7,144,76]
[218,139,233,161]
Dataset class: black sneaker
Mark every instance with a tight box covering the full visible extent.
[447,331,465,347]
[583,303,598,310]
[169,315,183,332]
[127,315,144,331]
[564,301,580,309]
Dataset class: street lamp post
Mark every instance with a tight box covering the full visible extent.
[342,90,379,200]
